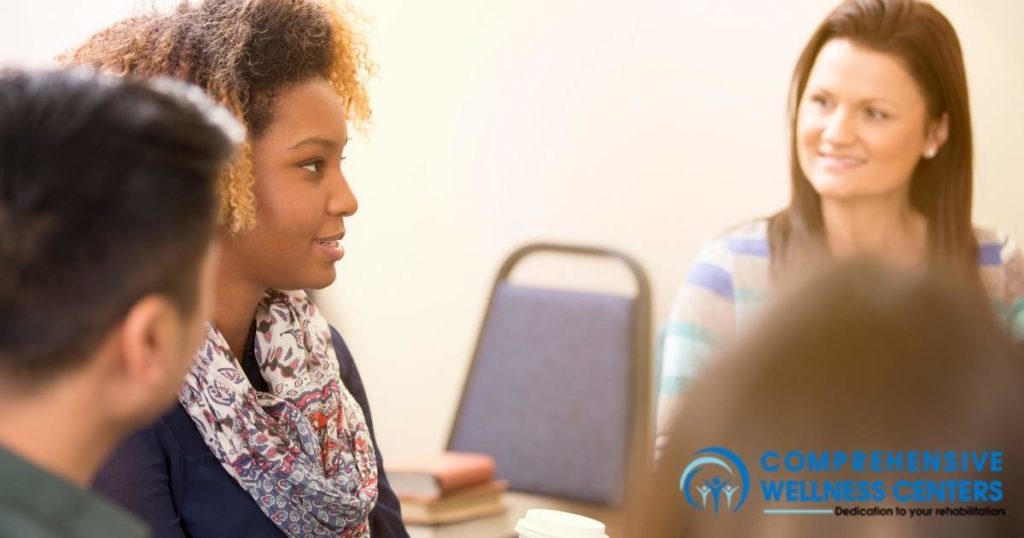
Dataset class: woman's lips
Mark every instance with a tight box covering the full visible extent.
[316,239,344,261]
[817,152,866,170]
[315,231,345,261]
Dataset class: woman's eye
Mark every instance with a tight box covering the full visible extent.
[810,95,829,107]
[865,108,889,120]
[300,160,323,174]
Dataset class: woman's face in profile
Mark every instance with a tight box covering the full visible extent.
[223,76,357,291]
[795,39,946,205]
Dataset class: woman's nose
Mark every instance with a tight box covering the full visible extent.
[821,108,856,147]
[327,170,358,217]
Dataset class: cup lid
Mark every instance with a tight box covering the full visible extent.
[514,508,608,538]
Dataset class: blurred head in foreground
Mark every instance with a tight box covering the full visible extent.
[641,261,1024,537]
[0,68,237,480]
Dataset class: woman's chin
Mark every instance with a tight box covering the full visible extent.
[308,268,338,290]
[284,267,337,292]
[809,176,868,202]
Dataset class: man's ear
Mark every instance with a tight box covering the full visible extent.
[102,294,183,424]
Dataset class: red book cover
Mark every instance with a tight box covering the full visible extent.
[385,452,497,498]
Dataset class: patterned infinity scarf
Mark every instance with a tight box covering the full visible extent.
[178,289,378,537]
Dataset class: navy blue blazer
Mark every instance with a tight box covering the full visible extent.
[93,327,409,538]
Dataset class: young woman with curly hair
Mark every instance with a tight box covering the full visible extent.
[62,1,408,536]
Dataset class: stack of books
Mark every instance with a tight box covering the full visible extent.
[385,451,508,525]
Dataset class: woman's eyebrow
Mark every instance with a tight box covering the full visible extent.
[287,136,339,151]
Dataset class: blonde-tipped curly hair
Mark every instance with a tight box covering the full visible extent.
[61,0,373,233]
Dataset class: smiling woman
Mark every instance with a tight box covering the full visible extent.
[229,78,356,292]
[61,1,408,537]
[655,0,1024,458]
[797,38,945,262]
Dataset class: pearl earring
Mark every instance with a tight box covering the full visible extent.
[924,146,937,159]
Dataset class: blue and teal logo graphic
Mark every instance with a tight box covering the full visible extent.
[680,446,750,514]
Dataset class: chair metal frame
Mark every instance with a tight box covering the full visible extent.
[446,242,653,510]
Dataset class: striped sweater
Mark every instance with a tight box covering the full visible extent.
[656,219,1024,447]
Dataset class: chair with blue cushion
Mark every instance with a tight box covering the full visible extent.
[447,243,652,512]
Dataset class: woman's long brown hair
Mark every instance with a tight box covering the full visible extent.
[769,0,977,286]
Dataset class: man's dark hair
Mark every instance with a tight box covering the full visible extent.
[0,69,237,382]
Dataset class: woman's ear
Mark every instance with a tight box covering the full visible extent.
[924,112,950,158]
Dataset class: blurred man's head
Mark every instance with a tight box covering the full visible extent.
[643,261,1024,537]
[0,69,239,427]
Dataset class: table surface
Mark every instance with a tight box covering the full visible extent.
[405,492,623,538]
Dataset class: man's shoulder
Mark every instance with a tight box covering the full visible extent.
[0,504,64,538]
[0,447,148,538]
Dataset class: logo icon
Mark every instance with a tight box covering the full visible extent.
[679,446,750,514]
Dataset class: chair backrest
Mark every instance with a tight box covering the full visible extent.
[447,243,652,507]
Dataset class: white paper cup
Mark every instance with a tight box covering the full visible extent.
[514,508,608,538]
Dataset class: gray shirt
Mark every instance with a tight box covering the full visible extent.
[0,445,148,538]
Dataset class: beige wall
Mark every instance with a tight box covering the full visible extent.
[4,0,1023,458]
